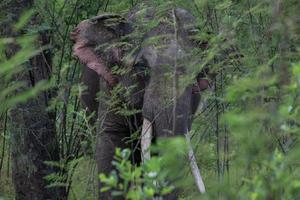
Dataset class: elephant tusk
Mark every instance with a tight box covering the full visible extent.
[141,118,153,163]
[185,129,206,193]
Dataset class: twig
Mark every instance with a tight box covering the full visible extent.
[0,111,8,174]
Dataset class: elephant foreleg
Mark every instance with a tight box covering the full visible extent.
[95,113,130,200]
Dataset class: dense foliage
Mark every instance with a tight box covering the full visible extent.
[1,0,300,199]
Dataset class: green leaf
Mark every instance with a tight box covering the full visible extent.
[14,9,35,31]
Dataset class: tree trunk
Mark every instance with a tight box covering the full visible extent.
[1,0,66,199]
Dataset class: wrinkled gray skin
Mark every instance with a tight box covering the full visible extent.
[130,7,201,138]
[75,6,206,200]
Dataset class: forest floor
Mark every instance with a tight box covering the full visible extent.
[0,154,97,200]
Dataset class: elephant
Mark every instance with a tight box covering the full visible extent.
[71,4,211,200]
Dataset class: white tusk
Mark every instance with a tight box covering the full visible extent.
[141,118,153,163]
[185,129,206,193]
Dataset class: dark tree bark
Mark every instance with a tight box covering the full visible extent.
[1,0,66,199]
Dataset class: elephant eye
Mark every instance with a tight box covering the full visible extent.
[133,57,150,83]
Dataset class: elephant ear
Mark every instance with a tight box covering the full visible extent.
[175,8,209,50]
[175,8,213,89]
